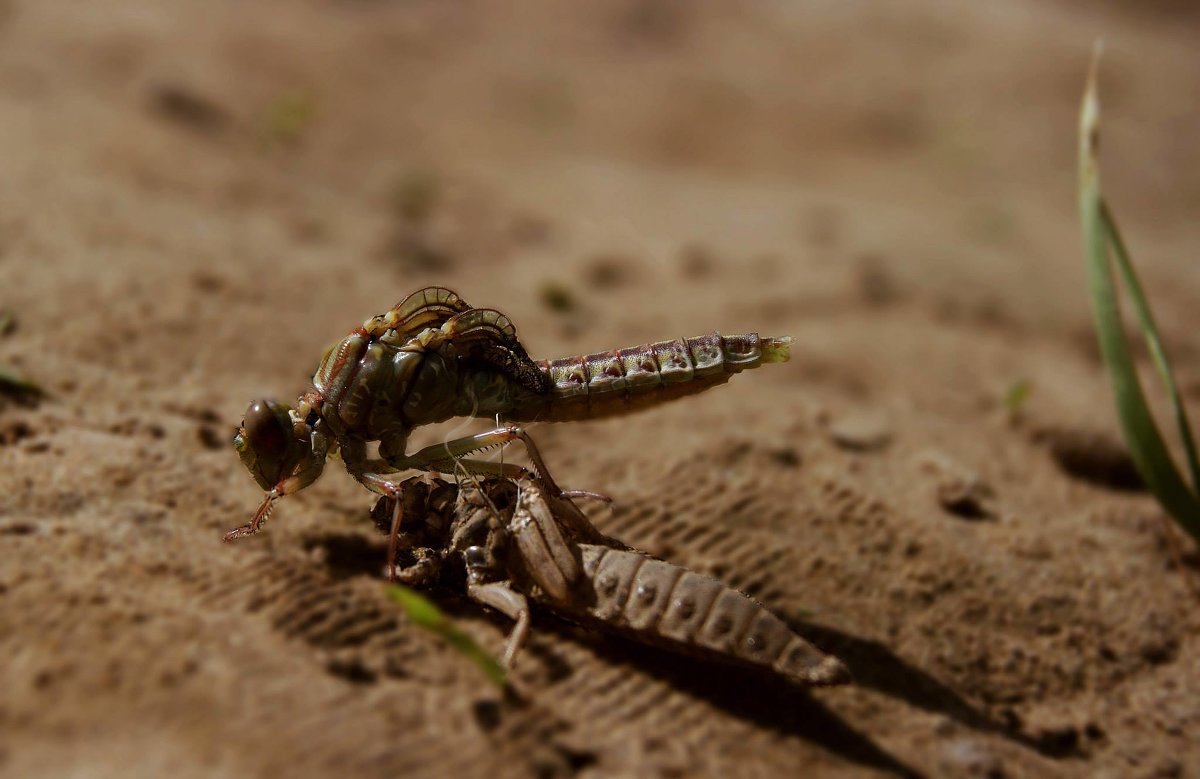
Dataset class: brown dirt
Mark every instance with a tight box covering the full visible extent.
[3,2,1200,777]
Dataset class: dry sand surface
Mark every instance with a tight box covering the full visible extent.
[3,2,1200,777]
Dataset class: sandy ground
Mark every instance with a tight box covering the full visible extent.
[3,2,1200,777]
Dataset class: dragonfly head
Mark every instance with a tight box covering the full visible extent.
[234,398,326,494]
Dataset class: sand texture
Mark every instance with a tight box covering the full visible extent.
[3,2,1200,777]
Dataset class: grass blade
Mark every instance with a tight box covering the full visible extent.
[386,584,507,687]
[1079,46,1200,542]
[0,366,47,401]
[1101,203,1200,495]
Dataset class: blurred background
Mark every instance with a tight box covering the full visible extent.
[4,1,1199,350]
[2,2,1200,777]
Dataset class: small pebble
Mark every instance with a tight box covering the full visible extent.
[829,411,892,451]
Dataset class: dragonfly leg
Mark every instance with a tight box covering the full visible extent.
[344,442,441,577]
[392,426,566,495]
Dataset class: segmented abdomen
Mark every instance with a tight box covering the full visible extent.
[539,545,847,686]
[510,332,791,422]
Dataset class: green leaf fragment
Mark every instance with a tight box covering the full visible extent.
[1077,44,1200,543]
[1004,379,1032,415]
[257,89,317,147]
[0,366,46,400]
[1099,203,1200,498]
[386,585,507,687]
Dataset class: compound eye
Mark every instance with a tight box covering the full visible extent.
[242,399,294,485]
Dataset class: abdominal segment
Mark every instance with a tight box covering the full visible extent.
[531,544,846,686]
[514,332,791,423]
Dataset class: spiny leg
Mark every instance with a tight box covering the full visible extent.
[392,426,565,495]
[436,427,613,546]
[357,429,611,577]
[408,427,613,546]
[223,489,280,542]
[345,440,528,578]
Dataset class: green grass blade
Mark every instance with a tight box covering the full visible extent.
[386,584,507,687]
[1100,203,1200,495]
[1004,378,1033,416]
[0,366,47,400]
[1079,47,1200,542]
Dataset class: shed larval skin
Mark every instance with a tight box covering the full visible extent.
[368,471,848,687]
[226,287,791,542]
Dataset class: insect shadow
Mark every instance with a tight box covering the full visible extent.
[569,626,924,778]
[303,527,1084,768]
[788,618,1087,760]
[302,531,388,581]
[303,529,920,776]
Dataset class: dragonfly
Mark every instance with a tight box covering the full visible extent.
[225,287,791,546]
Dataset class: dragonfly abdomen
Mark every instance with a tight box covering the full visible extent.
[515,332,790,422]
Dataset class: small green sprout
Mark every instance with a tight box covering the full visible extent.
[0,366,47,401]
[257,89,317,148]
[386,584,506,687]
[1004,379,1033,416]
